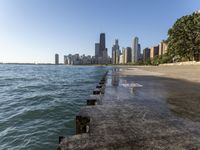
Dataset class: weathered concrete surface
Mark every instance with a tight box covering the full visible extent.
[59,68,200,150]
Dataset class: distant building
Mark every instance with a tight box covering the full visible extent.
[112,39,120,64]
[122,47,126,64]
[132,37,139,63]
[95,43,100,59]
[150,46,159,60]
[91,56,96,64]
[67,54,72,64]
[124,47,132,64]
[55,54,59,64]
[64,54,94,65]
[137,44,143,61]
[119,54,124,64]
[112,47,116,64]
[143,48,150,62]
[64,55,68,64]
[99,33,106,57]
[137,44,141,59]
[94,33,108,64]
[159,40,168,56]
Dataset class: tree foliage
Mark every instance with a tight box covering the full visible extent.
[167,12,200,61]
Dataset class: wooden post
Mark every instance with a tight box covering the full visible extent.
[59,136,65,144]
[93,88,101,95]
[96,85,103,89]
[87,98,97,105]
[76,116,90,134]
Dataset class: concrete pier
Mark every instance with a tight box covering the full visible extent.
[58,68,200,149]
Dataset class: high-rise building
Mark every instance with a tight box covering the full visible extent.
[159,40,168,56]
[99,33,106,57]
[103,48,108,59]
[150,46,159,60]
[132,37,139,63]
[64,55,68,64]
[119,54,124,64]
[112,47,116,64]
[55,54,59,65]
[95,43,100,59]
[112,39,120,64]
[137,44,141,60]
[95,33,108,64]
[143,48,150,62]
[122,47,126,64]
[124,47,132,64]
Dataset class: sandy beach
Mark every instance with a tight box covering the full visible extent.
[118,65,200,83]
[118,65,200,122]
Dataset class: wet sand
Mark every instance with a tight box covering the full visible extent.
[59,66,200,150]
[119,65,200,122]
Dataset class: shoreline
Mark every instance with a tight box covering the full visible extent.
[108,64,200,83]
[58,67,200,149]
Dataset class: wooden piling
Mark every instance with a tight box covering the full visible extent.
[87,98,97,105]
[76,116,90,134]
[93,88,101,95]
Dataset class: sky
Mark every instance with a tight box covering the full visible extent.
[0,0,200,63]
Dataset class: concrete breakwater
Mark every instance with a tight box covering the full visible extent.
[57,68,200,150]
[57,71,109,150]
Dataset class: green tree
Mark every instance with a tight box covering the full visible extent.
[167,12,200,61]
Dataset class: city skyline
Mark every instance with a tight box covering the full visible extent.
[0,0,200,63]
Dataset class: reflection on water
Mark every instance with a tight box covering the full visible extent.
[111,68,119,86]
[111,68,145,95]
[110,67,200,122]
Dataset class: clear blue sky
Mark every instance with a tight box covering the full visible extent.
[0,0,199,63]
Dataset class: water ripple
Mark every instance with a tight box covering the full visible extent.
[0,64,109,150]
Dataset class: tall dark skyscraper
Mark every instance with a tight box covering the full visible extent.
[55,54,59,64]
[132,36,139,63]
[99,33,106,57]
[94,33,108,64]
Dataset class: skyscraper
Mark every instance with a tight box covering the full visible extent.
[122,47,126,64]
[132,37,139,63]
[95,43,100,59]
[143,48,150,62]
[138,44,141,60]
[94,33,108,64]
[125,47,132,63]
[99,33,106,57]
[112,47,116,64]
[102,48,108,60]
[112,39,120,64]
[55,54,59,65]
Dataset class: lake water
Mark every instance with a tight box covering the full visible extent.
[0,64,109,150]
